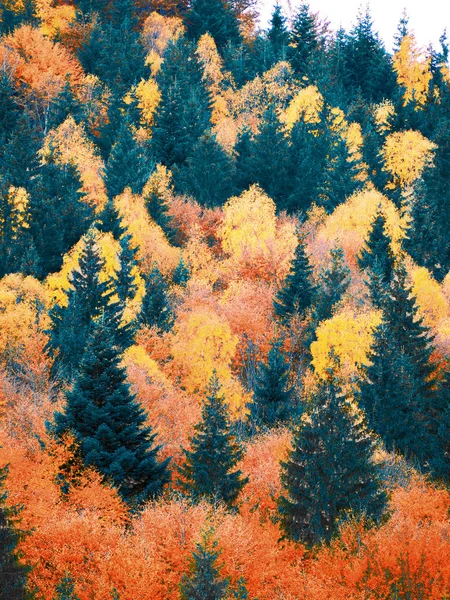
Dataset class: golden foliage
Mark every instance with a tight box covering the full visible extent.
[281,84,323,131]
[141,12,185,75]
[382,129,436,188]
[393,35,432,107]
[373,100,396,134]
[41,117,107,210]
[2,186,30,234]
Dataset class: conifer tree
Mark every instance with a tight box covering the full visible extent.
[288,3,319,78]
[178,373,248,508]
[97,198,127,240]
[116,233,139,303]
[179,529,229,600]
[0,462,30,600]
[176,133,235,207]
[357,207,396,309]
[139,267,174,332]
[234,126,254,194]
[267,4,289,64]
[187,0,241,52]
[249,337,294,428]
[274,234,316,322]
[173,256,190,287]
[0,73,20,160]
[48,81,83,131]
[278,379,387,545]
[105,114,150,198]
[152,38,212,169]
[312,246,350,324]
[54,317,170,506]
[53,575,80,600]
[144,189,178,244]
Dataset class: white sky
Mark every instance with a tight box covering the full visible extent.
[258,0,450,52]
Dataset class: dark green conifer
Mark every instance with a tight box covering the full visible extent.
[53,574,80,600]
[116,233,139,303]
[180,529,229,600]
[357,207,396,309]
[312,246,350,324]
[152,38,212,169]
[54,317,170,506]
[178,373,248,508]
[187,0,241,51]
[267,4,289,63]
[249,337,294,428]
[234,126,254,194]
[278,379,387,545]
[274,234,316,322]
[144,189,178,245]
[288,3,319,78]
[176,133,235,207]
[139,267,174,332]
[97,198,127,240]
[105,114,150,198]
[173,256,190,287]
[0,462,30,600]
[48,80,83,131]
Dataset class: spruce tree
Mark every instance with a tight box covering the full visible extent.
[0,462,30,600]
[178,373,248,508]
[249,337,294,428]
[267,4,289,64]
[274,234,316,322]
[48,81,83,131]
[173,256,190,287]
[54,317,170,506]
[53,575,80,600]
[179,529,229,600]
[312,246,350,324]
[187,0,241,52]
[152,37,212,169]
[176,133,235,207]
[288,3,319,78]
[357,207,396,309]
[144,190,178,244]
[105,113,150,198]
[97,197,127,240]
[278,379,387,545]
[116,233,139,304]
[139,267,174,332]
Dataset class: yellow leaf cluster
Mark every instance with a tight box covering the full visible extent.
[141,12,185,75]
[373,100,396,134]
[3,186,30,234]
[122,345,171,389]
[115,189,179,276]
[41,117,107,211]
[281,85,323,131]
[35,0,76,39]
[393,35,432,108]
[0,274,49,362]
[142,164,173,199]
[315,188,405,269]
[381,130,436,188]
[411,266,449,329]
[311,309,382,382]
[170,307,250,415]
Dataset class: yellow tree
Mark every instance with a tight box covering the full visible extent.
[393,34,432,108]
[381,130,436,190]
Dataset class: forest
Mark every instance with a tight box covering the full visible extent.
[1,0,450,597]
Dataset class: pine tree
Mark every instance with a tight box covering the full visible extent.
[144,189,178,244]
[267,4,289,64]
[104,114,150,198]
[53,574,80,600]
[173,256,190,287]
[187,0,241,52]
[179,529,229,600]
[278,379,387,545]
[0,462,30,600]
[49,232,133,380]
[152,38,212,169]
[0,73,20,160]
[176,133,235,207]
[178,373,248,508]
[393,9,409,52]
[139,267,174,332]
[54,317,170,506]
[357,207,396,309]
[48,80,83,131]
[116,233,139,303]
[249,337,294,428]
[312,246,350,324]
[234,126,254,194]
[288,3,319,78]
[274,234,316,322]
[97,197,127,240]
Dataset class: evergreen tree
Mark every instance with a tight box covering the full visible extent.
[249,336,294,428]
[267,4,289,64]
[178,373,248,508]
[278,379,387,545]
[97,197,127,240]
[139,266,174,332]
[176,133,235,207]
[173,256,190,287]
[187,0,241,51]
[274,234,316,322]
[145,189,178,243]
[234,126,254,193]
[48,80,83,131]
[312,246,351,324]
[288,3,319,78]
[357,207,396,309]
[2,113,41,190]
[49,232,132,380]
[393,9,409,51]
[319,131,364,212]
[0,462,30,600]
[152,38,212,169]
[53,574,80,600]
[54,317,170,506]
[30,159,94,277]
[179,529,229,600]
[0,73,20,160]
[104,114,150,198]
[116,233,139,303]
